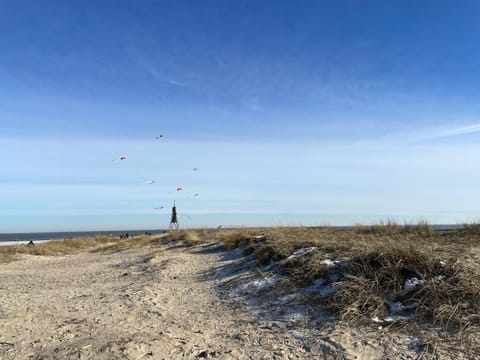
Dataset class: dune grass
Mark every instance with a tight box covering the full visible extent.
[0,233,168,263]
[2,223,480,354]
[193,223,480,355]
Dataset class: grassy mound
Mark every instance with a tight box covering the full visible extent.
[208,224,480,354]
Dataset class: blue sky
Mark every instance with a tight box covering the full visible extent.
[1,0,480,232]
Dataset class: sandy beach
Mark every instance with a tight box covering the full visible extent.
[0,238,448,359]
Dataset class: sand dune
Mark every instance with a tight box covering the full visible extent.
[0,241,423,359]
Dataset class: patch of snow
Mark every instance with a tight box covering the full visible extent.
[250,275,281,289]
[275,293,299,305]
[388,301,419,314]
[328,272,342,282]
[383,314,414,322]
[320,259,339,267]
[192,242,217,249]
[389,301,403,313]
[310,278,327,288]
[319,285,339,297]
[433,275,445,281]
[228,248,245,258]
[304,278,339,297]
[287,247,317,260]
[388,300,419,314]
[404,277,425,290]
[288,312,307,322]
[408,337,422,352]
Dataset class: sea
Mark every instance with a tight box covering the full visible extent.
[0,229,167,247]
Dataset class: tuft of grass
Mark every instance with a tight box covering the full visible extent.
[220,229,259,249]
[355,219,432,237]
[162,229,205,245]
[326,241,458,323]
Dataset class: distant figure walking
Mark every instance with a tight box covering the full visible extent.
[169,201,179,230]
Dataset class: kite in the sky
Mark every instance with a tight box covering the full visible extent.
[145,180,155,184]
[120,156,126,160]
[156,134,164,140]
[153,206,164,210]
[192,193,199,197]
[193,168,199,171]
[176,187,183,191]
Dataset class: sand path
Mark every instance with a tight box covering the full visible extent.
[0,241,421,359]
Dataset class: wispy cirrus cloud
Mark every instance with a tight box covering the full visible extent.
[387,123,480,143]
[413,123,480,141]
[147,66,191,88]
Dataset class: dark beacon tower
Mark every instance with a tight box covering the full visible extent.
[169,201,179,230]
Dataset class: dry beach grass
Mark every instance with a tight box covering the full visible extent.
[178,224,480,357]
[1,224,480,358]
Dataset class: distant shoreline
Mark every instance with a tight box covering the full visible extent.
[0,224,466,247]
[0,229,167,245]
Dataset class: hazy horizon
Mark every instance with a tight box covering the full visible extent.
[2,1,480,232]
